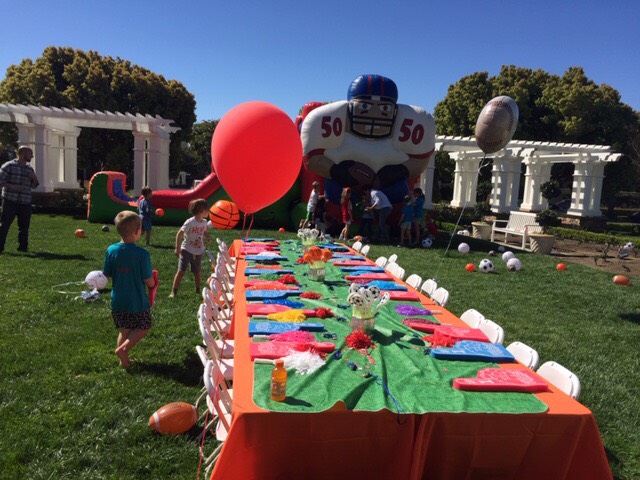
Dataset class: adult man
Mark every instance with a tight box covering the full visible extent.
[0,146,39,253]
[363,186,392,243]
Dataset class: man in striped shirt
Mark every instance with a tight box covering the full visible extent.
[0,146,39,253]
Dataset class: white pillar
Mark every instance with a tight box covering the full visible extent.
[450,153,481,208]
[132,130,149,194]
[48,128,80,189]
[148,131,170,190]
[18,124,53,193]
[490,155,522,213]
[419,162,435,210]
[567,161,604,217]
[520,161,552,212]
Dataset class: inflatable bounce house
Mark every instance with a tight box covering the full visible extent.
[87,74,441,231]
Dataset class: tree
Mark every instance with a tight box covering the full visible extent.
[0,47,196,180]
[183,120,218,179]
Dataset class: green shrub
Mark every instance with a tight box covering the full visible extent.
[473,201,491,220]
[535,209,562,228]
[540,180,562,200]
[547,226,636,246]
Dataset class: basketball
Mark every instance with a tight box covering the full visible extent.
[148,402,198,435]
[209,200,240,229]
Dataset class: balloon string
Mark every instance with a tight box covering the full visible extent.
[245,214,255,240]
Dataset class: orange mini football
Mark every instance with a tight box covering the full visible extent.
[613,275,631,286]
[149,402,198,434]
[75,229,85,238]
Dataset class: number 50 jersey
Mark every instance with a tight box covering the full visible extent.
[301,100,436,177]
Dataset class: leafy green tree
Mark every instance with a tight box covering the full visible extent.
[0,46,196,180]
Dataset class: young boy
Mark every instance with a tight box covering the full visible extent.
[313,197,328,236]
[170,198,210,297]
[300,181,322,228]
[138,186,154,246]
[103,211,156,368]
[397,195,414,247]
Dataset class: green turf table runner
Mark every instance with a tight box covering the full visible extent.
[250,241,548,414]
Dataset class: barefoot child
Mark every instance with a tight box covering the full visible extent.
[138,186,154,246]
[170,198,210,297]
[397,195,413,247]
[103,211,156,368]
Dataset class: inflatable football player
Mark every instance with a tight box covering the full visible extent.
[301,75,436,191]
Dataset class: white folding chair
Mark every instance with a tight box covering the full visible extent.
[387,253,398,264]
[199,302,231,336]
[421,279,438,298]
[477,319,504,344]
[460,309,485,328]
[216,239,237,267]
[537,361,581,399]
[202,285,233,323]
[199,315,235,360]
[385,262,405,280]
[506,341,540,370]
[202,360,233,476]
[405,274,423,289]
[352,241,363,252]
[431,287,449,307]
[360,245,370,256]
[375,256,388,268]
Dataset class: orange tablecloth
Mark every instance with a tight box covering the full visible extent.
[211,241,612,480]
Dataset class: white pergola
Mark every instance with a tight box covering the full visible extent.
[0,103,180,193]
[419,136,622,217]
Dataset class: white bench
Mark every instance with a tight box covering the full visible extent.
[491,212,543,249]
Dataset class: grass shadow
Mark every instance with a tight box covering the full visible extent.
[133,350,202,387]
[618,312,640,325]
[5,251,88,260]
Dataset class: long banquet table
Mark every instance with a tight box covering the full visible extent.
[210,240,612,480]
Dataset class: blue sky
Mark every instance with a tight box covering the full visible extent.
[1,0,639,122]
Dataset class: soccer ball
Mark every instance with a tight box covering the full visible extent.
[501,251,515,262]
[422,238,433,248]
[85,270,108,290]
[624,242,634,250]
[479,259,494,274]
[506,258,522,271]
[457,229,470,236]
[458,243,470,254]
[101,225,110,232]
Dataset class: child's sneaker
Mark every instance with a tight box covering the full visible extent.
[169,291,177,298]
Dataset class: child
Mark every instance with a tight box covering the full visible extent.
[138,186,154,246]
[339,187,353,241]
[313,197,328,236]
[424,213,439,240]
[170,198,210,297]
[300,181,322,228]
[103,211,156,368]
[397,195,414,247]
[412,187,426,245]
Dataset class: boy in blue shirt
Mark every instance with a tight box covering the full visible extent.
[397,195,414,247]
[103,211,156,368]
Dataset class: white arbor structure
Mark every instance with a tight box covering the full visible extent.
[420,136,621,218]
[0,103,180,193]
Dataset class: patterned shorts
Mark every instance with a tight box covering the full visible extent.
[112,309,152,330]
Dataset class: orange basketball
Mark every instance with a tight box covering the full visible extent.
[209,200,240,230]
[556,263,567,271]
[613,275,631,286]
[465,263,475,272]
[148,402,198,434]
[75,229,85,238]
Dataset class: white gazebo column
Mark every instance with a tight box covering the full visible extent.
[489,155,522,213]
[132,130,150,193]
[18,124,53,192]
[450,153,481,208]
[49,128,80,189]
[520,161,552,212]
[147,130,170,190]
[567,161,605,217]
[419,162,435,210]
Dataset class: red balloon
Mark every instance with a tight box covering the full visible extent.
[211,102,302,214]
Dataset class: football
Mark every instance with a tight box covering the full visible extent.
[506,258,522,271]
[348,161,379,189]
[479,259,494,274]
[475,96,519,154]
[458,243,470,254]
[613,275,631,286]
[422,238,433,248]
[149,402,198,435]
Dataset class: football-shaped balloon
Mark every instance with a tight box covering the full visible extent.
[613,275,631,286]
[149,402,198,435]
[155,208,164,216]
[75,229,85,238]
[475,96,519,154]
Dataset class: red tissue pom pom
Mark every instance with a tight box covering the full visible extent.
[313,307,334,319]
[345,331,373,350]
[277,274,298,285]
[300,291,322,299]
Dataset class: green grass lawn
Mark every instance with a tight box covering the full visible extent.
[1,214,639,479]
